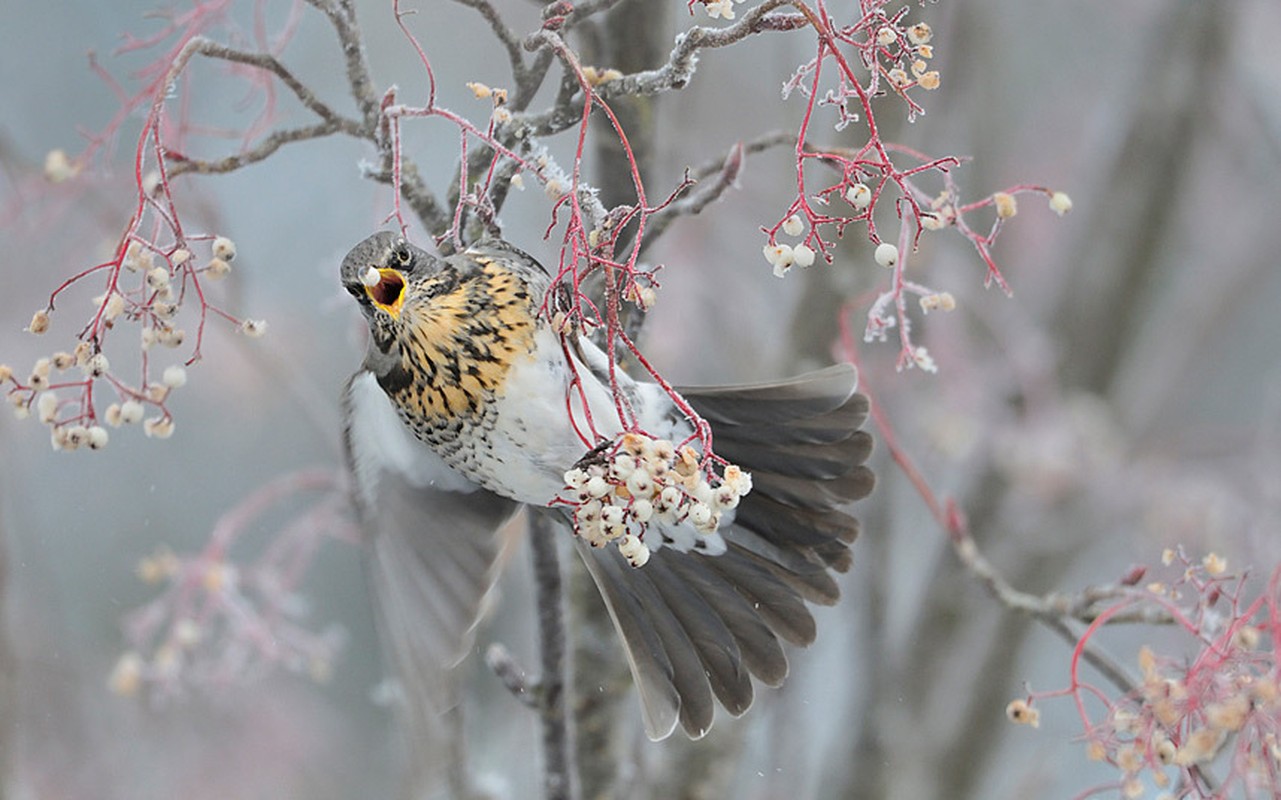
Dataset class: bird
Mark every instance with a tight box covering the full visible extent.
[338,230,874,748]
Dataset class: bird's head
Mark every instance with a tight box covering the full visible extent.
[340,231,440,325]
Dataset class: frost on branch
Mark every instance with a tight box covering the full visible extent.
[750,0,1073,373]
[113,470,353,700]
[2,232,258,451]
[1011,549,1281,799]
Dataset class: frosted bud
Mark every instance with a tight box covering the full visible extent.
[44,149,79,183]
[205,258,231,280]
[907,23,932,45]
[65,425,90,449]
[28,310,50,334]
[84,353,110,378]
[912,346,937,373]
[119,400,145,425]
[713,484,741,510]
[630,498,654,523]
[919,292,956,313]
[876,26,896,46]
[124,242,149,272]
[104,403,123,427]
[993,192,1018,219]
[42,395,72,429]
[212,236,237,261]
[575,499,602,523]
[845,182,872,210]
[1049,191,1073,216]
[601,505,625,527]
[563,468,589,488]
[1005,699,1040,727]
[618,534,650,568]
[688,502,714,531]
[887,68,909,88]
[239,319,267,338]
[657,485,683,512]
[793,244,816,268]
[782,215,804,237]
[920,212,945,231]
[170,249,191,266]
[36,391,59,423]
[585,475,610,499]
[87,426,109,450]
[874,242,899,268]
[762,243,793,268]
[723,464,751,494]
[146,267,171,291]
[162,365,188,388]
[104,293,126,321]
[29,357,52,389]
[610,454,637,481]
[143,417,175,439]
[626,470,654,498]
[48,424,68,448]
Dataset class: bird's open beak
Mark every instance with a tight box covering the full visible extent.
[363,268,406,318]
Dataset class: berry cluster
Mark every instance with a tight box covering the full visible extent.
[1,234,265,450]
[562,432,752,568]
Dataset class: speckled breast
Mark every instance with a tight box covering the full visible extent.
[377,259,548,493]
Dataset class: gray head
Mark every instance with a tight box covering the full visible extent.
[339,231,439,319]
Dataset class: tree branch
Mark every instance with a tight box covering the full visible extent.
[638,131,797,258]
[167,121,352,176]
[530,511,578,800]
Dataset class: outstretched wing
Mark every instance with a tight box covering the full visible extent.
[342,372,521,781]
[574,364,873,740]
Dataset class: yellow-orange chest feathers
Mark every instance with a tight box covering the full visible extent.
[378,262,539,431]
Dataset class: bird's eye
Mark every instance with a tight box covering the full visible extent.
[394,243,412,266]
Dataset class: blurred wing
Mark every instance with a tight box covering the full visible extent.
[575,364,873,740]
[342,372,521,777]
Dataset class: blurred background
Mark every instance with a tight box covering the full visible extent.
[1,0,1279,798]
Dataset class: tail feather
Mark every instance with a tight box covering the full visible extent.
[644,563,755,716]
[659,553,788,686]
[682,364,860,424]
[574,363,874,739]
[713,429,871,479]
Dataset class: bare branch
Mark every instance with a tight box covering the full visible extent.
[530,511,578,800]
[303,0,381,131]
[185,41,365,134]
[452,0,526,79]
[167,121,350,176]
[639,131,797,257]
